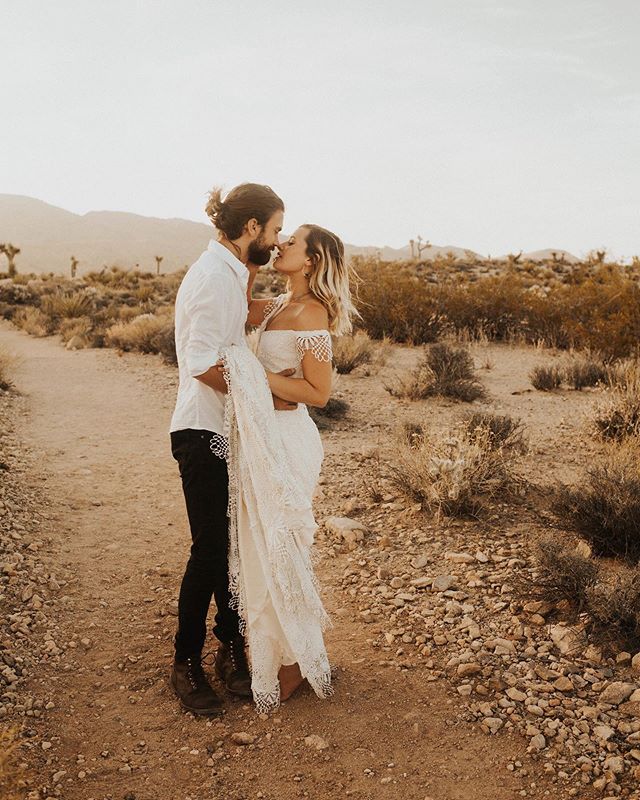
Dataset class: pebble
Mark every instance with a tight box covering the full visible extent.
[304,734,329,751]
[231,732,256,745]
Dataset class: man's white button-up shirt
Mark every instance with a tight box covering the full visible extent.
[170,240,249,435]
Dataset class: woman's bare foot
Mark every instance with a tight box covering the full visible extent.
[278,662,306,701]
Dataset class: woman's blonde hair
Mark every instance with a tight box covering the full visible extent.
[298,224,359,335]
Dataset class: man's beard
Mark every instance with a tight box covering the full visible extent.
[247,235,273,266]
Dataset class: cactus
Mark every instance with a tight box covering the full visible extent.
[154,255,163,275]
[0,243,20,277]
[70,255,79,279]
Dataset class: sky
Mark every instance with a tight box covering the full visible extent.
[1,0,639,258]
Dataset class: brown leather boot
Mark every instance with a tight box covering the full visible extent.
[170,653,224,716]
[214,636,252,697]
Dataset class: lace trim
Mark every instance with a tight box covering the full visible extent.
[296,332,332,363]
[261,294,286,329]
[210,344,333,714]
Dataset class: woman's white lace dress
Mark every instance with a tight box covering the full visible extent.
[215,294,334,713]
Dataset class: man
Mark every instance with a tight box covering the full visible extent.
[169,182,287,715]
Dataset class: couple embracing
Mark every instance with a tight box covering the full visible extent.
[168,183,356,715]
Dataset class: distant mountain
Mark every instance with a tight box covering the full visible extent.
[0,195,579,275]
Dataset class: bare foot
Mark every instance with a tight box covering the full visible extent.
[278,662,306,701]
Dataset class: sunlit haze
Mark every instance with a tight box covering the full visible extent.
[2,0,639,258]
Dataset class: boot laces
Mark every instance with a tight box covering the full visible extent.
[185,653,209,691]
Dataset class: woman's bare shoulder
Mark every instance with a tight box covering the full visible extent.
[293,299,329,331]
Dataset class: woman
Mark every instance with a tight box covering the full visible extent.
[216,224,356,712]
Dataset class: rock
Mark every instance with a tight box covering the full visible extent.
[553,676,574,693]
[574,540,592,558]
[528,734,546,752]
[616,651,632,665]
[603,756,624,775]
[432,575,456,592]
[506,688,527,702]
[599,681,636,706]
[304,734,329,751]
[231,732,256,745]
[549,624,585,656]
[618,701,640,717]
[482,717,503,735]
[444,552,474,564]
[474,550,489,563]
[411,554,430,569]
[593,725,615,742]
[632,652,640,674]
[457,663,482,677]
[324,516,366,547]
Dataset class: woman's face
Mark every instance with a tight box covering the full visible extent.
[272,226,312,276]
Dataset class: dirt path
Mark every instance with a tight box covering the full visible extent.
[2,323,549,800]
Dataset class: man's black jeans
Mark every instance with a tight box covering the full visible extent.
[170,428,240,660]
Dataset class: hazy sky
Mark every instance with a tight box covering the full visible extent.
[2,0,639,257]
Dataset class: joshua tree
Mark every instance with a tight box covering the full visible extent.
[1,243,20,277]
[154,255,164,275]
[409,235,431,261]
[70,255,79,279]
[507,250,523,265]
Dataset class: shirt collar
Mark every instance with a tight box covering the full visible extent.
[207,239,249,286]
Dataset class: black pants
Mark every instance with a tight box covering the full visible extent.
[170,428,240,660]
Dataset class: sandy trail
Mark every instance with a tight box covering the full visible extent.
[2,322,544,800]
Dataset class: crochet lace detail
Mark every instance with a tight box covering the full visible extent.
[296,332,332,363]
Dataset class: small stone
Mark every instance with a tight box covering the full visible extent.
[528,734,546,752]
[616,651,632,665]
[574,540,591,558]
[507,688,527,702]
[457,663,482,677]
[411,554,429,569]
[593,725,615,742]
[432,575,456,592]
[603,756,624,775]
[444,552,474,564]
[600,681,636,705]
[304,734,329,751]
[231,732,256,745]
[632,652,640,673]
[553,676,574,692]
[474,550,489,563]
[482,717,503,735]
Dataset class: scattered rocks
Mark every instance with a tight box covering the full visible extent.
[231,732,256,746]
[600,681,636,706]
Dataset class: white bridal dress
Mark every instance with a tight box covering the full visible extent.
[212,294,334,713]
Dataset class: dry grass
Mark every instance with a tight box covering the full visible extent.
[390,423,520,518]
[462,411,527,453]
[526,539,640,653]
[13,307,52,337]
[0,346,12,391]
[594,362,640,440]
[530,364,563,391]
[386,343,485,402]
[553,442,640,562]
[526,538,598,618]
[332,331,375,374]
[40,289,94,319]
[105,312,174,355]
[562,355,607,390]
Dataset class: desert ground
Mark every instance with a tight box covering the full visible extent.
[4,305,640,800]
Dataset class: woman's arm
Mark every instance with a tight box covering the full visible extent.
[266,352,332,407]
[265,304,332,407]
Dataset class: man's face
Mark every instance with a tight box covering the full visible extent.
[247,210,284,266]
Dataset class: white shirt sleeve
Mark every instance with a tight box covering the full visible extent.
[184,271,243,378]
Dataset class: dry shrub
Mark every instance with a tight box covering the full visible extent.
[0,347,12,391]
[553,443,640,562]
[527,538,598,617]
[595,363,640,440]
[390,424,520,518]
[354,259,446,344]
[58,316,93,344]
[530,364,563,391]
[105,313,173,355]
[332,331,374,374]
[583,569,640,653]
[462,411,527,453]
[0,726,23,800]
[563,355,607,390]
[40,290,94,319]
[386,343,485,402]
[13,307,52,336]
